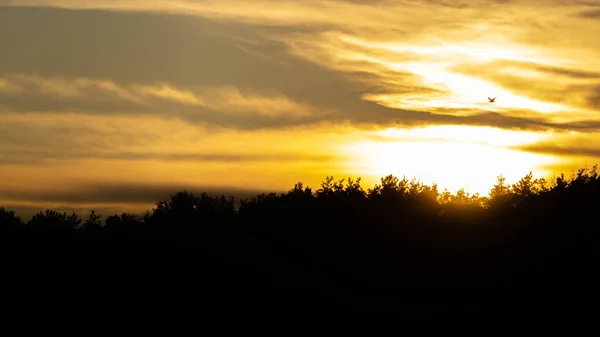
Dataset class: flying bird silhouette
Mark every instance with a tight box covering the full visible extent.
[488,97,497,103]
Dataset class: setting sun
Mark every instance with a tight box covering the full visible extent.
[341,125,561,194]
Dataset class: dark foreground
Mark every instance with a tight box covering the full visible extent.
[2,169,600,318]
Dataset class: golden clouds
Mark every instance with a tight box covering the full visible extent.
[273,29,597,121]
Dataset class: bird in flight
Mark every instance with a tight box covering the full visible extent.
[488,97,497,103]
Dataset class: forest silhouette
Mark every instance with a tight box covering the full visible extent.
[2,166,600,317]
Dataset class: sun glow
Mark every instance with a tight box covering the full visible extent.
[342,126,561,195]
[374,125,548,147]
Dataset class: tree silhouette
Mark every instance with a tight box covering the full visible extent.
[0,207,24,237]
[2,167,600,316]
[27,210,81,238]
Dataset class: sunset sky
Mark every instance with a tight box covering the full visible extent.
[2,0,600,216]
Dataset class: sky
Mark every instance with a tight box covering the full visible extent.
[1,0,600,217]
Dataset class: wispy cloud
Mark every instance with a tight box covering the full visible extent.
[0,74,325,120]
[513,131,600,158]
[0,112,354,164]
[0,181,266,205]
[4,72,596,133]
[574,8,600,18]
[0,77,23,94]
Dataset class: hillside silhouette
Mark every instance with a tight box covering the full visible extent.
[2,166,600,317]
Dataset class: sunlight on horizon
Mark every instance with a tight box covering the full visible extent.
[325,32,592,194]
[342,125,563,195]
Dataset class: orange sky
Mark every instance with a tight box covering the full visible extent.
[1,0,600,217]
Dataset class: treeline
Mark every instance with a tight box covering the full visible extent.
[2,166,600,315]
[1,166,597,238]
